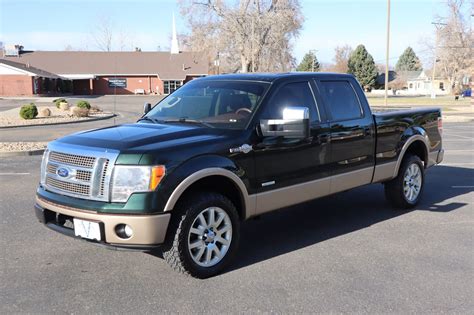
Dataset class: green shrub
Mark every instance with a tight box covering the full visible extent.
[54,98,67,108]
[19,103,38,120]
[76,100,91,109]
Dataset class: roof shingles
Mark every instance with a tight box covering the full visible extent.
[1,51,208,80]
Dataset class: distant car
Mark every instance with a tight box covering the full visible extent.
[461,88,471,97]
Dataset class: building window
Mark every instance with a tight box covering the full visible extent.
[409,83,413,89]
[164,80,183,94]
[439,82,444,90]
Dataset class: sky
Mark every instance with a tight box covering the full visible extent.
[0,0,456,67]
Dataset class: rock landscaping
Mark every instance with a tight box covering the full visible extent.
[0,101,114,127]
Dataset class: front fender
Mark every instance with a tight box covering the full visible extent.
[157,154,255,217]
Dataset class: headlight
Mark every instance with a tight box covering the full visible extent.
[111,165,165,202]
[40,149,50,185]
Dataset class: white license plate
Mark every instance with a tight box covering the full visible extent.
[73,218,101,241]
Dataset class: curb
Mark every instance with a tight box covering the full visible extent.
[0,113,116,129]
[0,149,45,157]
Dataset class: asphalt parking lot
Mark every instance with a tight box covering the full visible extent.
[0,122,473,313]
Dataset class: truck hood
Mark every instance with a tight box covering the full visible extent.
[54,122,235,152]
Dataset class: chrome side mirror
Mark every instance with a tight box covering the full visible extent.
[260,107,310,139]
[143,103,152,114]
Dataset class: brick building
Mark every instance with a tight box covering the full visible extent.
[0,49,208,96]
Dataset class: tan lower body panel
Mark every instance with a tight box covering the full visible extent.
[372,161,397,183]
[254,167,374,215]
[255,177,331,215]
[36,197,170,245]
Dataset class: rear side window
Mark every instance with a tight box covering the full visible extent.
[320,81,362,121]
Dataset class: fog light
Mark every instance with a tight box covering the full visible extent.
[115,224,133,239]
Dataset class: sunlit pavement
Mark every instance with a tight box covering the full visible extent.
[0,122,472,313]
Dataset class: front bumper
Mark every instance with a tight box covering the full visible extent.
[35,196,171,250]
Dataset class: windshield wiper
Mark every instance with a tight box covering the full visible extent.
[137,116,162,124]
[164,118,214,128]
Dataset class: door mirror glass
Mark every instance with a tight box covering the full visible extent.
[260,107,310,139]
[143,102,152,114]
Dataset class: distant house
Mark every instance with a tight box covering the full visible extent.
[405,70,451,95]
[375,70,396,89]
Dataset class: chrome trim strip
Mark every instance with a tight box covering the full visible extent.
[261,181,275,187]
[393,135,430,178]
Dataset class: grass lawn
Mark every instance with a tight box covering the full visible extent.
[366,95,471,107]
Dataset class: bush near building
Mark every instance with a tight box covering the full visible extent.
[76,100,91,109]
[19,103,38,120]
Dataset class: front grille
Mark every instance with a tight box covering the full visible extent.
[49,151,96,168]
[76,170,92,182]
[43,145,118,202]
[46,177,90,195]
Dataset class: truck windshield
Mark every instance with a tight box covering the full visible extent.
[144,80,270,129]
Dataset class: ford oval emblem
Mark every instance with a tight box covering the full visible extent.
[57,167,69,178]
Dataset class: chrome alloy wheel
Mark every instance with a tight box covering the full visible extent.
[187,207,232,267]
[403,163,422,202]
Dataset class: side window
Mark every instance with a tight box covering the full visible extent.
[260,81,319,122]
[320,80,362,121]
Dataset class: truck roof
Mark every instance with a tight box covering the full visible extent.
[198,72,356,83]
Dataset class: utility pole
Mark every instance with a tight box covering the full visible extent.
[431,21,447,99]
[384,0,391,106]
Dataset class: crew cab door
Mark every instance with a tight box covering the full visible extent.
[315,78,376,193]
[253,80,331,214]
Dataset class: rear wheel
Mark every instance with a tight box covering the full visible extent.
[385,154,425,209]
[162,192,240,278]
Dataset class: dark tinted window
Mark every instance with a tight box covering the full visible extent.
[320,81,362,121]
[261,81,319,122]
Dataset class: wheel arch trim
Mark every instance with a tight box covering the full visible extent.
[393,134,430,178]
[163,168,256,219]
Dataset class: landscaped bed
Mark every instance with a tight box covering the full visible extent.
[0,104,114,128]
[0,141,48,152]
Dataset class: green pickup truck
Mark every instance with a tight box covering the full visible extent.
[35,73,443,278]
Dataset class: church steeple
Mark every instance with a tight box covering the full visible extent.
[170,13,180,54]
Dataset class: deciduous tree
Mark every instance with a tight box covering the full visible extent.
[179,0,304,73]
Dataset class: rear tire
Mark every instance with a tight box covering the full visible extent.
[162,192,240,278]
[384,154,425,209]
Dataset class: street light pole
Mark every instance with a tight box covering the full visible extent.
[431,22,447,99]
[384,0,391,106]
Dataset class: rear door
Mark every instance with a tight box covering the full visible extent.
[315,78,376,193]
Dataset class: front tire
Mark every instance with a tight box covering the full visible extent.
[162,192,240,278]
[385,154,425,209]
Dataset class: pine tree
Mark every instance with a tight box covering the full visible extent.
[395,47,422,72]
[347,44,378,89]
[297,51,320,72]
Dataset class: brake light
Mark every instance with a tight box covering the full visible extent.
[438,116,443,135]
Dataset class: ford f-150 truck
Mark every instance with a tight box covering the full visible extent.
[35,73,443,278]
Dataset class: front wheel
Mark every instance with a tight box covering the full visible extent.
[385,154,425,209]
[162,192,240,278]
